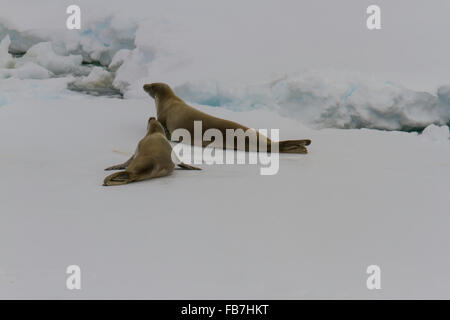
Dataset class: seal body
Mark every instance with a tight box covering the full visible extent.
[143,83,311,153]
[103,117,200,186]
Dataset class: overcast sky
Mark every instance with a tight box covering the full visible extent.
[1,0,449,91]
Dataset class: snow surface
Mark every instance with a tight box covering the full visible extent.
[0,0,450,299]
[0,81,449,299]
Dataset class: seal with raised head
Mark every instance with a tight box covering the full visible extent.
[143,82,311,153]
[103,117,200,186]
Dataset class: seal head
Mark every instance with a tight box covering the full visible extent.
[146,116,165,135]
[143,83,174,99]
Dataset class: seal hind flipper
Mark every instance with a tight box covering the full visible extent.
[103,171,135,186]
[105,156,135,171]
[177,162,201,170]
[278,139,311,154]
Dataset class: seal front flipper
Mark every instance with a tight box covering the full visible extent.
[171,148,201,170]
[163,124,171,140]
[177,162,201,170]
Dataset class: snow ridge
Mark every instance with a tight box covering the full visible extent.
[0,19,449,132]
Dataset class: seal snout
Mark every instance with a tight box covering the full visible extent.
[143,84,157,98]
[142,83,154,96]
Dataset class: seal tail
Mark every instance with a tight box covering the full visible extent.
[103,171,135,186]
[276,139,311,154]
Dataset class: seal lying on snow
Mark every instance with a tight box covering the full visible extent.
[143,82,311,153]
[103,117,200,186]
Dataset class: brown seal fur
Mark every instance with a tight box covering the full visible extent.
[143,82,311,153]
[103,117,200,186]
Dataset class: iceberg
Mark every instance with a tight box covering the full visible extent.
[0,35,14,68]
[1,16,449,132]
[173,73,450,131]
[421,124,450,142]
[22,42,85,76]
[68,66,119,97]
